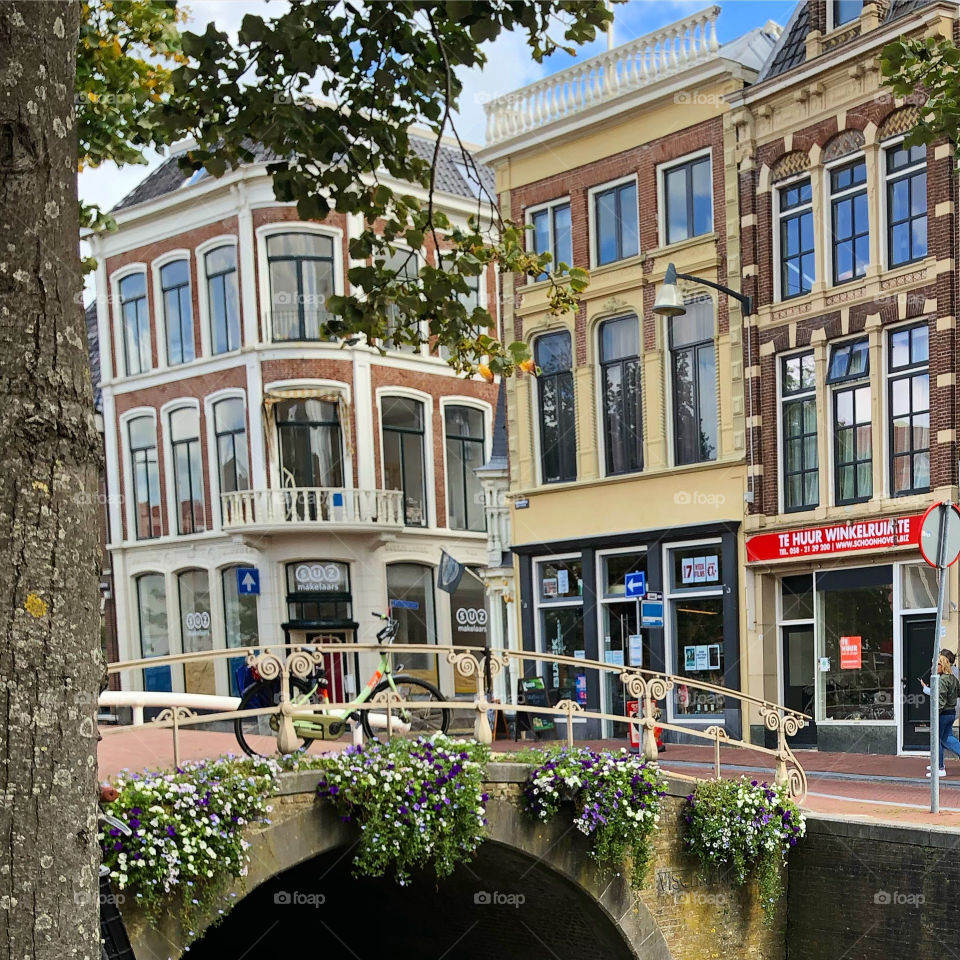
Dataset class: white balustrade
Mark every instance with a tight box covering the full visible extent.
[221,487,404,530]
[484,6,721,146]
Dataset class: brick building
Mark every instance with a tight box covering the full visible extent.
[477,8,780,739]
[89,133,508,704]
[731,0,960,752]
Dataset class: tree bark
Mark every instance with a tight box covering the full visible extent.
[0,3,103,958]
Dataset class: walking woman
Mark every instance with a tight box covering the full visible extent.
[921,652,960,777]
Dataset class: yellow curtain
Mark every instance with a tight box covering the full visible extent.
[262,387,354,460]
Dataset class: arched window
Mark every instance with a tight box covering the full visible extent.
[135,573,170,691]
[385,563,437,684]
[128,415,161,539]
[669,298,717,465]
[598,316,642,476]
[222,566,260,696]
[213,398,250,500]
[382,396,427,526]
[178,569,213,695]
[160,260,194,365]
[535,331,576,484]
[266,233,335,341]
[170,407,205,534]
[444,405,486,531]
[119,273,151,375]
[206,246,240,353]
[276,398,343,489]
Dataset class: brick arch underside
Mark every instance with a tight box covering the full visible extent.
[129,797,675,960]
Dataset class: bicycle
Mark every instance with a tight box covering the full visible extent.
[234,612,451,757]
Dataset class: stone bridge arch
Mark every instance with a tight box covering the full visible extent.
[120,765,782,960]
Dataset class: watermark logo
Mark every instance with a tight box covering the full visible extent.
[874,889,924,906]
[674,891,729,906]
[74,890,124,906]
[473,890,525,908]
[674,490,726,507]
[274,890,326,907]
[674,90,723,107]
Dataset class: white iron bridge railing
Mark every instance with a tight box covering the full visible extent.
[221,487,404,530]
[484,6,721,146]
[100,643,810,803]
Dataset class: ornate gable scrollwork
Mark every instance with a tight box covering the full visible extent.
[822,129,866,163]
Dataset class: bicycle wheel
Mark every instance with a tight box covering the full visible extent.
[361,675,450,742]
[234,675,318,758]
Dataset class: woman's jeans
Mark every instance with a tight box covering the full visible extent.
[938,711,960,767]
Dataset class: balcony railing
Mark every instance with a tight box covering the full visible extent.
[221,487,404,530]
[483,5,721,147]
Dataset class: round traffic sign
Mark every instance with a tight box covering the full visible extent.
[919,501,960,568]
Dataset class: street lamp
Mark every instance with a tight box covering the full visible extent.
[652,262,753,318]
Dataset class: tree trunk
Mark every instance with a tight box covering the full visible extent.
[0,3,103,958]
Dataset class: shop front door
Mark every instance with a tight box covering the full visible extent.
[781,624,817,747]
[900,615,935,751]
[306,631,356,705]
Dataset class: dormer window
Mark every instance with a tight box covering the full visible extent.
[831,0,861,28]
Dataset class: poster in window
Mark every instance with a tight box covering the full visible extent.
[628,634,644,667]
[542,577,558,598]
[557,569,570,594]
[705,555,719,582]
[708,643,721,670]
[693,557,707,583]
[684,646,697,670]
[840,635,862,670]
[694,645,711,671]
[681,558,695,584]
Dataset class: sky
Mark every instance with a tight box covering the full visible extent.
[78,0,797,227]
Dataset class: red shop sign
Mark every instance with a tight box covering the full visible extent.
[746,514,922,563]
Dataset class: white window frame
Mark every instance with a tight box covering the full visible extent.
[196,234,241,358]
[151,250,194,369]
[656,147,714,249]
[203,388,248,531]
[587,174,640,270]
[439,396,492,534]
[884,319,931,499]
[880,136,928,271]
[826,336,873,508]
[110,262,151,379]
[773,172,815,303]
[255,222,344,344]
[119,405,161,543]
[525,196,572,277]
[379,243,427,356]
[375,386,436,529]
[595,313,643,479]
[161,397,205,538]
[778,348,819,515]
[662,537,725,725]
[824,151,869,288]
[827,0,862,32]
[530,326,577,486]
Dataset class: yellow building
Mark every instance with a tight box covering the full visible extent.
[477,9,780,739]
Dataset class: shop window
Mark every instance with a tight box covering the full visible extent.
[449,569,487,694]
[223,566,259,696]
[593,180,638,266]
[781,351,818,512]
[902,564,937,609]
[206,245,240,354]
[285,560,352,625]
[888,323,930,496]
[599,315,643,476]
[817,566,894,721]
[445,405,486,532]
[669,298,717,466]
[276,398,344,489]
[536,558,585,707]
[827,338,872,505]
[213,398,250,508]
[136,573,170,691]
[781,574,814,621]
[169,407,205,535]
[267,232,336,341]
[777,178,814,299]
[529,200,572,280]
[160,259,194,365]
[668,544,724,717]
[830,157,869,285]
[128,415,161,540]
[535,331,577,484]
[386,563,437,684]
[662,154,712,246]
[119,272,151,376]
[382,396,427,527]
[178,569,213,695]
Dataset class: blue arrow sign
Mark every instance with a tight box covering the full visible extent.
[236,567,260,596]
[625,571,647,598]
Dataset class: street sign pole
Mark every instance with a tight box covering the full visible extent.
[930,503,952,813]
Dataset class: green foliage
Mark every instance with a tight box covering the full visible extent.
[880,33,960,153]
[683,777,805,924]
[524,747,666,889]
[99,756,281,930]
[315,735,490,885]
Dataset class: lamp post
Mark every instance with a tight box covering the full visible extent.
[652,262,753,318]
